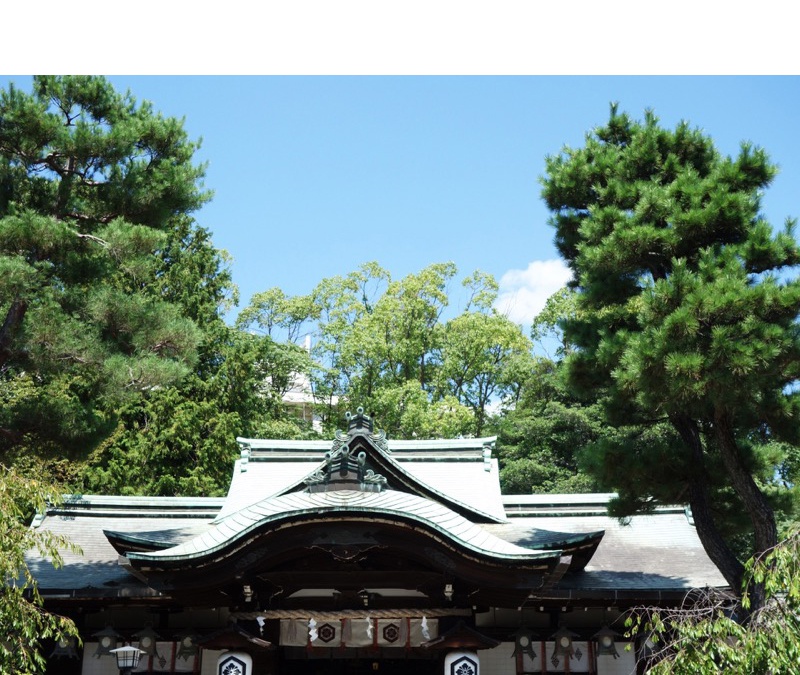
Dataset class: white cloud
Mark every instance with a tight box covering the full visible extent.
[494,259,572,325]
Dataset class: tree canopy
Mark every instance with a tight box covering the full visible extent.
[0,76,209,461]
[541,104,800,595]
[0,76,243,671]
[497,355,603,495]
[237,262,536,439]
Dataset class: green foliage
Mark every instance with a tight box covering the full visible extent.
[0,76,209,459]
[628,529,800,674]
[529,286,578,358]
[236,287,318,342]
[438,310,532,434]
[0,77,298,499]
[357,380,475,440]
[74,216,251,496]
[0,467,81,674]
[541,105,800,590]
[496,355,603,494]
[80,321,314,496]
[238,262,534,439]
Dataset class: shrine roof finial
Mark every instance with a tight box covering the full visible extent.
[346,407,373,433]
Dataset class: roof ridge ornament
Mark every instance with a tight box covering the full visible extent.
[304,448,388,493]
[346,407,373,433]
[239,441,251,473]
[337,407,389,452]
[306,419,389,493]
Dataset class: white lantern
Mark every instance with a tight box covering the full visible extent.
[110,645,144,672]
[217,651,253,675]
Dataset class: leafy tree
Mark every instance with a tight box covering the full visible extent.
[309,262,464,435]
[541,105,800,596]
[238,262,530,439]
[0,468,80,674]
[236,286,318,343]
[366,380,475,440]
[0,76,208,460]
[79,221,315,496]
[314,263,535,437]
[496,356,603,494]
[81,329,314,496]
[438,312,531,434]
[529,286,577,359]
[438,274,533,435]
[628,529,800,673]
[324,262,455,400]
[308,262,391,413]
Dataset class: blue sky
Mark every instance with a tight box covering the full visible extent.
[1,76,799,328]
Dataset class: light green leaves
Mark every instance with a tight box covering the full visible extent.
[630,530,800,674]
[0,468,81,674]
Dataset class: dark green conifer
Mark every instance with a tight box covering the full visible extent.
[542,105,800,595]
[0,76,208,458]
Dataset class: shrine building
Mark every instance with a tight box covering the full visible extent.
[28,409,726,675]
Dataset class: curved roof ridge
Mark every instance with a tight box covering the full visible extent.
[227,434,506,524]
[236,437,332,451]
[245,452,506,525]
[388,436,497,451]
[126,489,556,566]
[235,436,497,453]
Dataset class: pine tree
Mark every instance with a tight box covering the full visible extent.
[541,105,800,597]
[0,76,209,458]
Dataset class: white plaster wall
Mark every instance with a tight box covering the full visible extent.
[597,643,637,675]
[478,641,516,675]
[81,645,118,675]
[199,649,225,675]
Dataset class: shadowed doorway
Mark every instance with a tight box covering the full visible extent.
[283,656,441,674]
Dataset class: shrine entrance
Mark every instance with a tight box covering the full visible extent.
[283,655,440,675]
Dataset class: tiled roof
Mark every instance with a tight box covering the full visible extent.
[23,434,725,601]
[489,494,727,592]
[127,489,553,566]
[222,435,505,521]
[27,491,725,599]
[26,495,221,595]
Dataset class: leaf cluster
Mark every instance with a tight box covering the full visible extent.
[237,262,534,439]
[0,467,81,674]
[628,529,800,674]
[0,76,210,461]
[496,356,604,494]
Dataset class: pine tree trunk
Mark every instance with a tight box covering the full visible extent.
[0,298,27,370]
[713,410,778,556]
[670,413,746,593]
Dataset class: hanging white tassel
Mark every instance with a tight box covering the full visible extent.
[421,615,430,640]
[365,617,373,640]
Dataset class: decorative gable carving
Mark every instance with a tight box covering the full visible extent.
[306,409,389,493]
